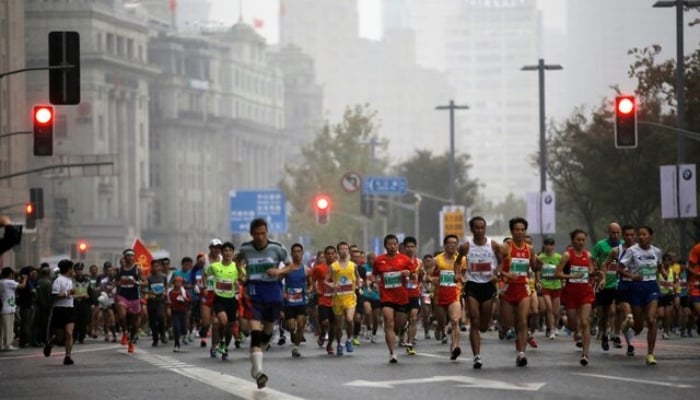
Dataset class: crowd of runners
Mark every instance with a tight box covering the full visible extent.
[2,216,700,389]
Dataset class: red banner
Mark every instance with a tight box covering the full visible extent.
[132,238,153,278]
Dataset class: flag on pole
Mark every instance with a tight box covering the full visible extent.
[169,0,176,12]
[132,238,153,278]
[253,18,264,28]
[279,0,286,17]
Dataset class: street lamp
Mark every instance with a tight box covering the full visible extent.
[652,0,700,258]
[436,100,469,204]
[521,59,563,193]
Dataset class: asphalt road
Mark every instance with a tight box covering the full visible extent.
[1,328,699,400]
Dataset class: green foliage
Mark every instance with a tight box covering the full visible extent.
[280,104,387,249]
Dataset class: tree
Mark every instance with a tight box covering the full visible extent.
[394,150,479,250]
[280,104,388,249]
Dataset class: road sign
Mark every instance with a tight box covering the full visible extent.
[340,171,362,193]
[229,190,287,234]
[344,375,545,391]
[362,176,407,196]
[439,205,465,244]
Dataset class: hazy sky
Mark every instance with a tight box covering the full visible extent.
[207,0,566,44]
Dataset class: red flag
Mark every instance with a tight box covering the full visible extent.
[169,0,176,12]
[279,0,286,17]
[253,18,264,29]
[132,238,153,278]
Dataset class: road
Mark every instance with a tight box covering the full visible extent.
[1,329,698,400]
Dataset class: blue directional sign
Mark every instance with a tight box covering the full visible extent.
[362,176,408,196]
[229,190,287,234]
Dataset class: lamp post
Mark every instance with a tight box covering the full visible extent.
[521,59,563,193]
[436,100,469,204]
[653,0,700,258]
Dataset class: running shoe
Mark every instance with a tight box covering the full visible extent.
[352,337,361,346]
[613,336,622,348]
[399,339,408,347]
[424,332,431,340]
[127,342,135,353]
[370,334,377,344]
[389,354,398,364]
[601,335,610,351]
[200,339,207,348]
[173,345,180,353]
[580,355,589,366]
[221,349,229,361]
[516,352,528,367]
[43,343,52,357]
[473,355,482,369]
[217,342,226,354]
[255,373,268,389]
[63,356,74,365]
[345,340,354,353]
[548,331,556,340]
[450,346,461,361]
[626,345,635,356]
[406,345,416,355]
[661,332,670,340]
[646,354,657,366]
[291,347,301,358]
[278,335,286,346]
[527,336,538,348]
[441,335,448,344]
[506,329,515,340]
[326,344,334,355]
[121,333,128,346]
[210,347,217,358]
[317,336,325,347]
[336,344,344,356]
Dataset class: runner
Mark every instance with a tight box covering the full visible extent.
[658,253,676,340]
[279,243,310,358]
[97,262,117,342]
[555,229,601,366]
[432,235,465,361]
[169,276,190,352]
[44,259,76,365]
[687,240,700,336]
[205,241,244,361]
[591,222,622,352]
[238,218,291,389]
[325,241,359,356]
[313,246,337,354]
[420,254,435,340]
[402,237,423,356]
[374,234,412,363]
[200,239,222,354]
[146,259,168,347]
[115,248,145,354]
[497,217,539,367]
[538,238,562,340]
[457,216,502,369]
[619,226,662,366]
[360,252,381,343]
[602,225,637,353]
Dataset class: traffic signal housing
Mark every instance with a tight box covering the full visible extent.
[30,188,44,220]
[361,194,373,217]
[77,241,88,260]
[33,105,54,156]
[49,31,81,105]
[25,203,36,229]
[315,195,331,225]
[614,95,637,149]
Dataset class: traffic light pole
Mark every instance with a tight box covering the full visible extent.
[0,65,75,81]
[0,161,114,181]
[436,100,469,204]
[0,130,31,140]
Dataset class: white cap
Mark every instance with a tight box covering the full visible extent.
[209,238,223,247]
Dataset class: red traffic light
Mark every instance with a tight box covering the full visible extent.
[25,203,34,215]
[34,106,54,125]
[78,241,88,252]
[315,196,330,210]
[616,96,635,115]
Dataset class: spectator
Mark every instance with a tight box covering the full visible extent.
[0,267,27,350]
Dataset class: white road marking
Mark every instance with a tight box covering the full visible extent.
[344,375,545,391]
[573,373,695,389]
[134,351,305,400]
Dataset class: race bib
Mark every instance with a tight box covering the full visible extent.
[439,270,456,287]
[150,283,165,295]
[470,262,492,276]
[337,283,354,295]
[569,265,589,284]
[541,264,556,279]
[510,258,529,277]
[406,281,418,289]
[248,263,277,282]
[286,288,304,303]
[383,271,402,289]
[606,262,619,273]
[641,265,657,281]
[216,280,234,292]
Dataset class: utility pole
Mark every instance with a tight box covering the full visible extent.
[436,100,469,204]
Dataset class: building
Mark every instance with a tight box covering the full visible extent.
[268,43,323,154]
[0,0,29,267]
[280,0,454,158]
[147,20,288,255]
[24,0,157,263]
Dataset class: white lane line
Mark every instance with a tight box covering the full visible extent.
[573,373,695,389]
[415,352,448,359]
[134,351,305,400]
[0,344,122,361]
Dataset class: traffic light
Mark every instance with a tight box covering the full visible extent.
[25,203,36,229]
[77,241,88,260]
[614,95,637,149]
[315,195,331,225]
[49,31,81,105]
[30,188,44,220]
[361,194,373,217]
[376,196,389,216]
[33,105,54,156]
